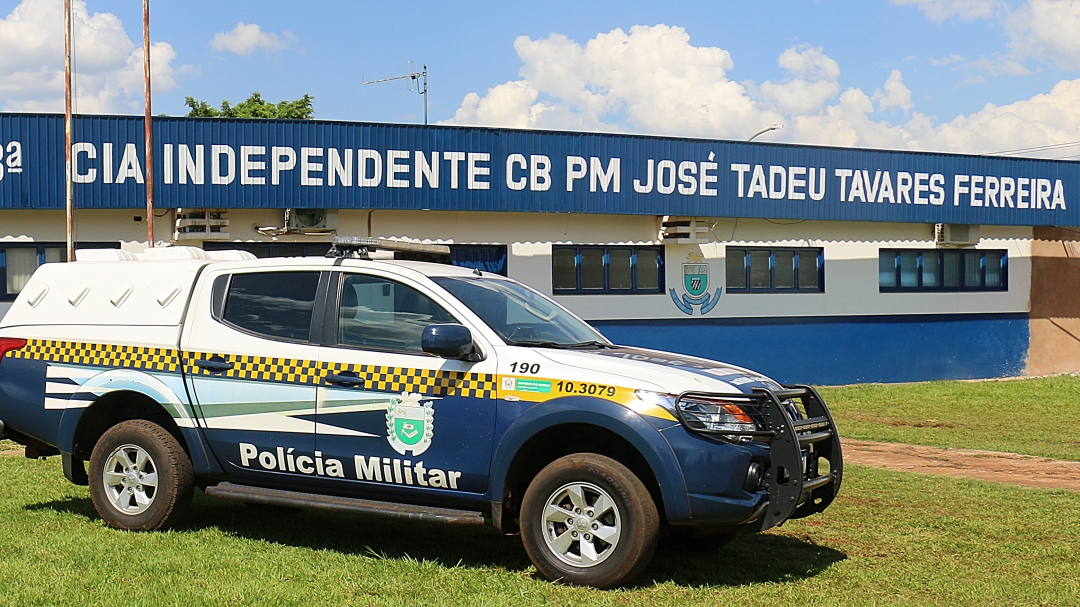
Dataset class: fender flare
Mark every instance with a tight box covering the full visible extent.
[56,368,191,453]
[489,396,691,523]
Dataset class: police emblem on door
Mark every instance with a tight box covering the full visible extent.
[670,253,721,315]
[386,393,435,456]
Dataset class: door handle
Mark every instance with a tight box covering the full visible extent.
[195,358,234,373]
[325,373,365,387]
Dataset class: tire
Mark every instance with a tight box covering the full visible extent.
[520,453,660,589]
[88,420,194,531]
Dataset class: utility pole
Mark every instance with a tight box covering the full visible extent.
[142,0,155,248]
[64,0,74,262]
[363,63,428,125]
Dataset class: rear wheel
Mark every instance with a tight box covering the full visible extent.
[520,453,659,588]
[88,420,194,531]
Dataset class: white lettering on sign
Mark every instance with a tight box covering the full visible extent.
[43,141,1072,215]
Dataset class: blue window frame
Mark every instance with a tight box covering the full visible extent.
[0,242,120,301]
[879,249,1007,292]
[726,247,824,292]
[552,246,665,294]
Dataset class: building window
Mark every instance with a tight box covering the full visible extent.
[0,242,119,301]
[879,249,1007,291]
[726,247,824,292]
[449,244,508,276]
[551,246,664,294]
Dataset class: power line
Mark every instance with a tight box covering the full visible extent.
[990,140,1080,156]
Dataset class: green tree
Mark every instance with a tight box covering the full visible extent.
[183,92,314,120]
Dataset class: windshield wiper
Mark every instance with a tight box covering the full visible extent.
[510,340,572,349]
[511,340,618,349]
[567,341,620,349]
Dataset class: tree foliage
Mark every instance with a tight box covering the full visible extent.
[183,92,314,120]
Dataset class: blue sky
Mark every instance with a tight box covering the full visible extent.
[4,0,1080,155]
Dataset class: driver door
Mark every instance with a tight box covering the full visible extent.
[315,270,499,503]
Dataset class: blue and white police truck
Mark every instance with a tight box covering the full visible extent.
[0,237,842,588]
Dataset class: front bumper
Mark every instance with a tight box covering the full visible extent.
[674,384,843,531]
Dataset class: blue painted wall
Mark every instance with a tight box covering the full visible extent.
[591,313,1030,385]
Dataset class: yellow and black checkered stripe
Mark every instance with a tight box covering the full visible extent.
[184,353,497,399]
[326,364,496,399]
[8,339,181,373]
[183,351,324,386]
[9,339,497,399]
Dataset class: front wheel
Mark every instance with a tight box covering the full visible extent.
[520,453,659,588]
[88,420,194,531]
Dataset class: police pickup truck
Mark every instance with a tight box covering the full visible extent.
[0,237,841,588]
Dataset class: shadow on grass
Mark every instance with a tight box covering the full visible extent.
[28,493,845,589]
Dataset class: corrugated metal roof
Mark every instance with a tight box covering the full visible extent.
[1,113,1077,226]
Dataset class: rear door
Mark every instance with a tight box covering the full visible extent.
[314,269,499,504]
[182,267,327,484]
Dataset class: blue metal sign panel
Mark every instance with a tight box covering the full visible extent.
[1,113,1077,226]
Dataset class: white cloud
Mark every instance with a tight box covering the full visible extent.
[210,22,293,56]
[756,46,841,116]
[874,69,914,111]
[446,25,783,139]
[967,56,1033,75]
[930,54,966,66]
[444,24,1080,157]
[1007,0,1080,69]
[0,0,181,113]
[891,0,1002,22]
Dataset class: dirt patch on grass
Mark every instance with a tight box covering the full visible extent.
[844,439,1080,491]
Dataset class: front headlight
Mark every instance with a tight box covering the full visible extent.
[634,390,761,438]
[678,396,758,434]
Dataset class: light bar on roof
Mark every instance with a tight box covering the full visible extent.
[328,236,451,262]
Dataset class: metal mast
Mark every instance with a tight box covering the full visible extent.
[64,0,74,261]
[142,0,154,248]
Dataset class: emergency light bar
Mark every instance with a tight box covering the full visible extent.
[327,236,452,263]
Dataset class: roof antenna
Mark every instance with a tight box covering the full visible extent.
[362,60,428,124]
[472,267,482,276]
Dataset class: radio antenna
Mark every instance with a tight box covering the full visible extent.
[362,61,428,124]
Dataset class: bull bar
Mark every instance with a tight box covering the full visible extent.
[673,384,843,530]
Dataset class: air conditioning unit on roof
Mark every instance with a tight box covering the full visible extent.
[286,209,339,233]
[935,223,980,247]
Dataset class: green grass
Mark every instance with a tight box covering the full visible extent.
[1,456,1078,606]
[819,375,1080,461]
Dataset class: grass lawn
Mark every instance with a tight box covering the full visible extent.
[820,375,1080,461]
[0,456,1077,606]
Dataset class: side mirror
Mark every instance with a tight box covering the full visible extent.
[422,324,480,361]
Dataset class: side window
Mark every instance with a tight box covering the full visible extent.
[725,247,824,293]
[550,246,665,294]
[338,274,457,354]
[222,272,321,341]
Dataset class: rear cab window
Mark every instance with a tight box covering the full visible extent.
[220,271,322,342]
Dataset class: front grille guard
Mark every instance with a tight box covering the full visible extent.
[674,385,843,530]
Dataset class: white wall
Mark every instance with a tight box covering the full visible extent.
[0,209,1033,323]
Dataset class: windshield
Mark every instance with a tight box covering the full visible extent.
[431,276,611,348]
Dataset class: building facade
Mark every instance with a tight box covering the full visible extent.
[1,113,1077,384]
